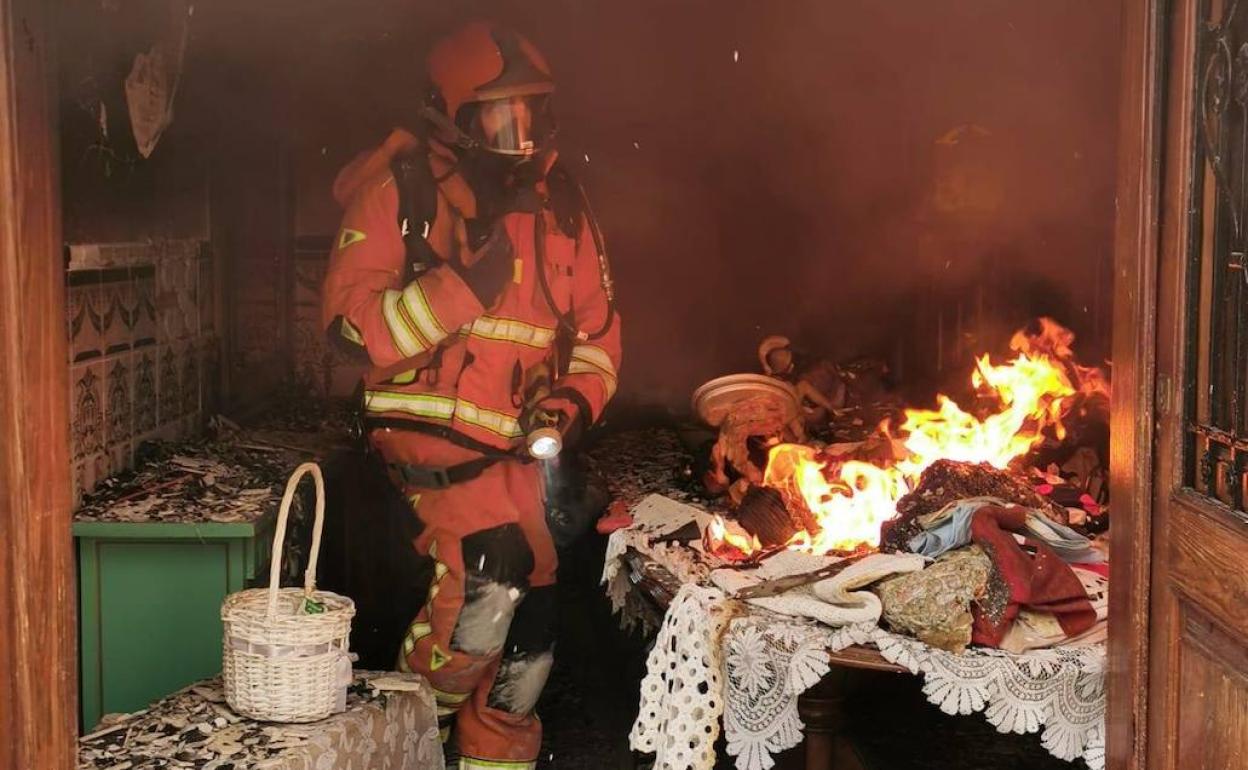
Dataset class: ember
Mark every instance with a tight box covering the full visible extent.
[741,318,1107,555]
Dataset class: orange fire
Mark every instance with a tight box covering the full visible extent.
[703,514,762,561]
[718,318,1109,556]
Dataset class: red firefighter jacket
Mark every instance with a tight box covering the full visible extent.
[321,129,622,450]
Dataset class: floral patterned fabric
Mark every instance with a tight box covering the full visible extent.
[78,672,444,770]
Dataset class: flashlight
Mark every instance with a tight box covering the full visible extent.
[526,426,563,460]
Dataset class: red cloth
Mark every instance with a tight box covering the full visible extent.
[596,500,634,534]
[970,505,1097,647]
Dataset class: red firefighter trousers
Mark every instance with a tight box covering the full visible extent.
[372,429,557,767]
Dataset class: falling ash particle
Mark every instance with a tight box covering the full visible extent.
[732,49,740,63]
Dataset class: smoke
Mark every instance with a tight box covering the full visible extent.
[89,0,1121,410]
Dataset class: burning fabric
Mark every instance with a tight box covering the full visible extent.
[593,414,1110,769]
[879,458,1069,552]
[682,317,1111,653]
[697,318,1108,556]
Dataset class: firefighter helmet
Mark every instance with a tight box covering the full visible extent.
[423,21,556,156]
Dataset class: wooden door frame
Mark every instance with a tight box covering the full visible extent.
[0,0,77,767]
[1109,0,1167,768]
[0,0,1184,768]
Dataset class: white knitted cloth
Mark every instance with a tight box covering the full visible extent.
[604,494,1107,770]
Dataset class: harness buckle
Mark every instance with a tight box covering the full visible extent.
[393,463,453,490]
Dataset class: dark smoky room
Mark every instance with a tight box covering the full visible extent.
[22,0,1244,769]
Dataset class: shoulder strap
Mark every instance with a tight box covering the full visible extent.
[545,161,586,240]
[390,149,443,280]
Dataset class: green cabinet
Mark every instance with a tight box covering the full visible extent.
[75,517,274,730]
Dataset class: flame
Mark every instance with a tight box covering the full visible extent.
[703,514,762,561]
[896,350,1074,477]
[741,317,1107,556]
[763,444,908,552]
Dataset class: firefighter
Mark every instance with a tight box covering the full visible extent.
[320,20,621,770]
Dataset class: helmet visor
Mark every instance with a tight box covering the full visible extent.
[467,94,556,156]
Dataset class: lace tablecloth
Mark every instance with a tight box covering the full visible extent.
[603,495,1106,770]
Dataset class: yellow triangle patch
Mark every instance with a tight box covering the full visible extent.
[430,644,452,671]
[434,561,449,580]
[337,228,367,250]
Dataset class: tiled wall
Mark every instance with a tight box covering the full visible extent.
[67,240,219,505]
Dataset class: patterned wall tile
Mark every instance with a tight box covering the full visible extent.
[132,266,158,347]
[70,362,104,461]
[116,272,138,342]
[100,268,131,355]
[107,442,132,480]
[156,257,188,341]
[73,452,108,502]
[133,349,158,435]
[72,460,85,510]
[67,272,102,363]
[105,352,132,447]
[157,343,180,428]
[67,240,219,503]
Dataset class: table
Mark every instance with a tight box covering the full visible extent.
[76,516,276,732]
[622,549,900,770]
[609,513,1106,770]
[588,429,1106,770]
[77,672,443,770]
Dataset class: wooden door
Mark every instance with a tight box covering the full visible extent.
[1148,0,1248,766]
[0,0,77,766]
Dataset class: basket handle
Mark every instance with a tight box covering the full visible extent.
[266,462,326,619]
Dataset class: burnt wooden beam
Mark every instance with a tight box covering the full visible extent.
[0,0,77,766]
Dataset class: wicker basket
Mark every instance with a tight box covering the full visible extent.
[221,462,356,723]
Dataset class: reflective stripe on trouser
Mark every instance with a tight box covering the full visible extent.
[460,758,536,769]
[378,432,557,767]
